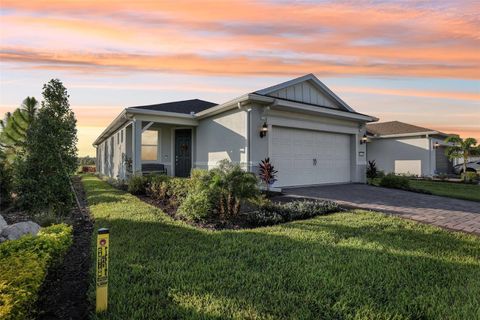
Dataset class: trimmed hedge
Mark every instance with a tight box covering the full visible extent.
[379,173,410,190]
[0,224,73,320]
[248,200,339,226]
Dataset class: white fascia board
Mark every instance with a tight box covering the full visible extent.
[271,99,377,122]
[370,131,439,139]
[195,94,272,119]
[255,74,314,95]
[92,109,128,146]
[125,107,196,119]
[93,108,198,146]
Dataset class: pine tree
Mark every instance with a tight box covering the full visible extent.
[15,80,78,214]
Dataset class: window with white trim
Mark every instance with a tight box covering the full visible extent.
[141,130,158,161]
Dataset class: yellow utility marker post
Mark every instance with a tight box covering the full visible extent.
[96,228,109,313]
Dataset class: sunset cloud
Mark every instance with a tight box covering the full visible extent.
[1,0,479,155]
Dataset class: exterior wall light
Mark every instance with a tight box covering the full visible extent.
[360,134,368,144]
[260,122,268,138]
[433,141,440,149]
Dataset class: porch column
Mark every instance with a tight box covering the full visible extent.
[132,119,142,174]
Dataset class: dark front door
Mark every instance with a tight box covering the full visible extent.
[175,129,192,177]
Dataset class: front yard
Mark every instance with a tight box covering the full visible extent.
[409,179,480,202]
[84,175,480,319]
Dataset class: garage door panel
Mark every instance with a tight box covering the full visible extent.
[271,126,351,187]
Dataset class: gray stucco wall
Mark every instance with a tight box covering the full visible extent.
[195,108,247,170]
[367,137,435,176]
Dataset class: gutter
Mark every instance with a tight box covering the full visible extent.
[369,131,439,139]
[93,108,198,146]
[92,109,128,146]
[195,93,272,119]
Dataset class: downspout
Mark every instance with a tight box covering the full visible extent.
[239,102,251,172]
[427,134,432,176]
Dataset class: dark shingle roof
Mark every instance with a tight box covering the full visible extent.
[367,121,446,136]
[129,99,217,114]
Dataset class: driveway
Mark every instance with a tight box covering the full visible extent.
[283,184,480,235]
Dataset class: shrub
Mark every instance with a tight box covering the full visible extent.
[81,166,96,173]
[146,174,171,200]
[366,160,378,179]
[177,189,212,222]
[436,173,448,181]
[461,172,479,184]
[379,173,410,190]
[167,178,194,203]
[376,170,385,179]
[127,175,149,195]
[0,224,72,320]
[248,200,339,226]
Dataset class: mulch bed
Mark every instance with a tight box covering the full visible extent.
[36,176,94,320]
[136,195,253,230]
[136,194,310,230]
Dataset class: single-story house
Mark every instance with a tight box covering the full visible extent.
[366,121,453,176]
[93,74,377,189]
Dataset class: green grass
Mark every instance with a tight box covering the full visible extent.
[83,175,480,320]
[409,180,480,202]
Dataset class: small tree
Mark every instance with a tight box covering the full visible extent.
[258,158,277,192]
[444,136,480,181]
[15,79,78,215]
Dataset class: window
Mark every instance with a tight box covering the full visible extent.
[141,130,158,161]
[110,137,114,157]
[121,129,124,143]
[117,132,120,144]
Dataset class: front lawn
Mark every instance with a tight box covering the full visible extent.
[83,175,480,319]
[409,180,480,202]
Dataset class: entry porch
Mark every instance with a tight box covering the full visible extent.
[122,115,197,179]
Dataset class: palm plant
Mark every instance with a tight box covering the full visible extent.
[209,160,259,218]
[444,136,480,181]
[0,97,38,163]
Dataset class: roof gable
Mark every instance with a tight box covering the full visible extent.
[255,74,354,112]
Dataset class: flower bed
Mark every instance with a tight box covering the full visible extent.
[123,161,341,229]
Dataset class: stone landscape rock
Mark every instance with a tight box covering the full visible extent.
[0,221,41,241]
[0,214,7,232]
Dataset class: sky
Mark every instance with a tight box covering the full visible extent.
[0,0,479,156]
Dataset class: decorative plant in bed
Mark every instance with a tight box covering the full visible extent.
[125,159,340,229]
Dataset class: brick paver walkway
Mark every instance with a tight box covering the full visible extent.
[283,184,480,235]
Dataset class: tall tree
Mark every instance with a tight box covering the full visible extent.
[0,97,38,163]
[444,136,480,181]
[15,80,78,214]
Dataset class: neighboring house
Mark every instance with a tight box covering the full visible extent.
[93,74,377,189]
[366,121,453,176]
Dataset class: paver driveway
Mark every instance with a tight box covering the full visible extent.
[283,184,480,235]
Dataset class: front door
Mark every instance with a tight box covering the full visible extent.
[175,129,192,177]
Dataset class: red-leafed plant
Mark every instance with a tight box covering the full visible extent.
[259,158,278,192]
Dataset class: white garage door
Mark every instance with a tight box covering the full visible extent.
[271,126,351,187]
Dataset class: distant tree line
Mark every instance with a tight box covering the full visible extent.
[78,156,95,166]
